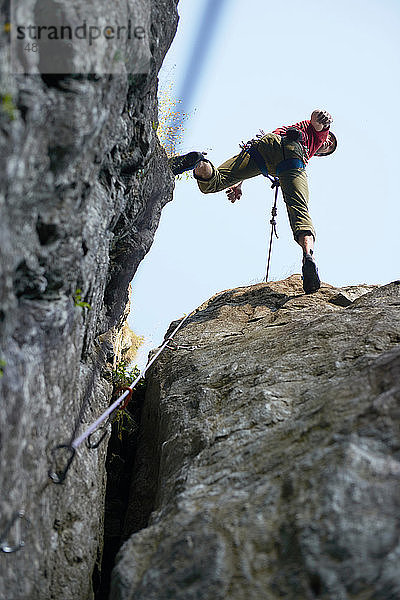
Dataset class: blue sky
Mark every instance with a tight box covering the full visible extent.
[130,0,400,367]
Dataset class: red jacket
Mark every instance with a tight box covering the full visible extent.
[273,120,329,164]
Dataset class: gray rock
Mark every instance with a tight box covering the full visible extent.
[113,276,400,600]
[0,1,178,599]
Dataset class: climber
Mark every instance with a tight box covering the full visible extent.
[169,110,337,294]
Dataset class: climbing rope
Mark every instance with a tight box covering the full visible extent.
[240,139,281,282]
[265,177,280,282]
[48,309,196,484]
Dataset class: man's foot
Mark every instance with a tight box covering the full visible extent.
[302,253,321,294]
[169,151,205,176]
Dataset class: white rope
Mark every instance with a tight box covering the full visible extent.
[71,310,195,449]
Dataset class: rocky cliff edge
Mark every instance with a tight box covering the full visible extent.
[112,275,400,600]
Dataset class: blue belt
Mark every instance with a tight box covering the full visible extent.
[276,158,305,175]
[247,145,270,178]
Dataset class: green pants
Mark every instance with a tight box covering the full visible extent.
[196,133,315,240]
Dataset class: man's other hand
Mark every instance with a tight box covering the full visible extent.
[226,181,243,203]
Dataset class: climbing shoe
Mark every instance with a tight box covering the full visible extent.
[302,253,321,294]
[169,151,205,176]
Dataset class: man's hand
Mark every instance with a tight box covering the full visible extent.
[311,110,333,131]
[225,181,243,203]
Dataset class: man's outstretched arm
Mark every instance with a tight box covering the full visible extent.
[310,109,333,131]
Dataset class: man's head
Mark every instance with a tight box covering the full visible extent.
[315,131,337,157]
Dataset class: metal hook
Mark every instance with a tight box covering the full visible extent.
[48,444,76,484]
[270,177,280,189]
[0,510,29,553]
[118,387,133,411]
[87,421,111,449]
[166,339,198,352]
[166,339,179,351]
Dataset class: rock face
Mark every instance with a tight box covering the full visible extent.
[112,276,400,600]
[0,1,178,599]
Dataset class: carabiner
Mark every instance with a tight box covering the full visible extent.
[48,444,76,484]
[0,510,29,553]
[87,421,110,449]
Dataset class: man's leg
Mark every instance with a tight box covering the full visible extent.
[194,160,213,179]
[169,152,206,176]
[194,150,261,194]
[278,168,320,293]
[297,232,314,255]
[278,169,315,240]
[297,232,320,293]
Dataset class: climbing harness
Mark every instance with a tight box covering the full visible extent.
[0,510,29,554]
[276,158,305,174]
[48,309,196,484]
[240,139,281,282]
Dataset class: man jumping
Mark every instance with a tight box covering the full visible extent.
[169,110,337,294]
